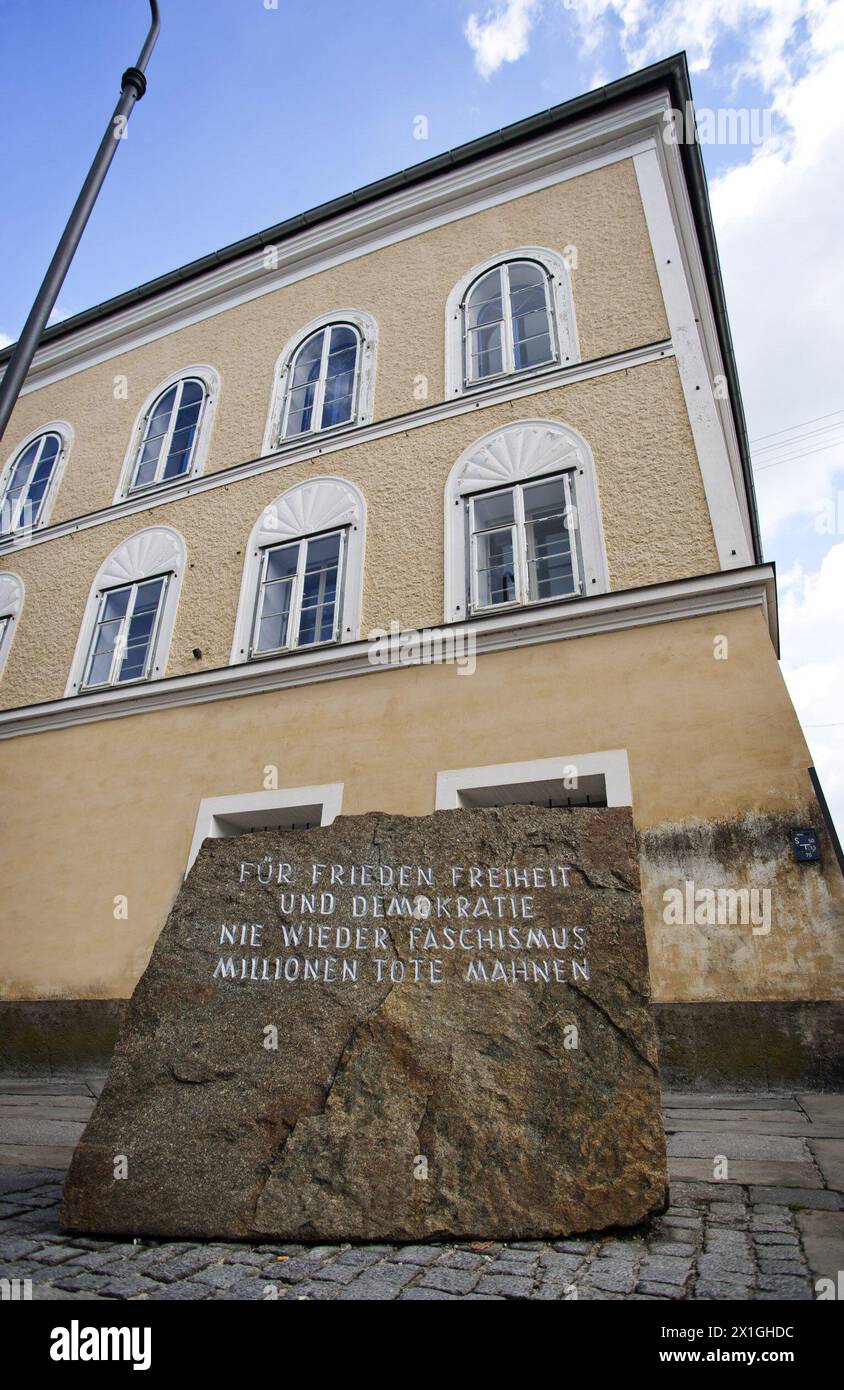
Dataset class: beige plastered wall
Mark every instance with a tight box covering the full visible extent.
[2,158,669,524]
[0,357,716,711]
[1,607,841,1005]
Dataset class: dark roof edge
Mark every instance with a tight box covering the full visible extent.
[0,50,762,564]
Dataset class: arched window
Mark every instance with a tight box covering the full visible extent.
[282,324,359,438]
[445,248,579,397]
[0,572,24,678]
[263,311,377,452]
[66,527,185,696]
[231,478,365,664]
[115,367,218,501]
[0,423,71,536]
[443,420,607,623]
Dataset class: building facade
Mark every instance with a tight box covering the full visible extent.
[1,57,841,1085]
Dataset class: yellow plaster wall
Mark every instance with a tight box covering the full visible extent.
[1,608,840,1005]
[0,358,716,711]
[2,158,668,523]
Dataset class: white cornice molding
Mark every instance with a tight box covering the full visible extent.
[0,565,777,741]
[2,93,669,396]
[0,340,672,560]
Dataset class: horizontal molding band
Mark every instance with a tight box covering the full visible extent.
[0,339,673,558]
[0,565,777,741]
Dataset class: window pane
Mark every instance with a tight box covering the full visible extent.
[133,578,165,614]
[328,325,358,354]
[321,389,354,428]
[473,489,515,530]
[524,481,575,601]
[465,269,504,330]
[284,382,317,437]
[523,478,567,521]
[146,387,177,440]
[101,588,131,621]
[116,579,164,683]
[474,528,517,607]
[467,323,503,380]
[513,327,553,371]
[255,544,298,653]
[297,533,340,646]
[255,584,293,652]
[179,379,204,407]
[265,544,299,582]
[291,331,325,387]
[508,261,545,292]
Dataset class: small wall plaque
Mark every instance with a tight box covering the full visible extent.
[791,829,820,863]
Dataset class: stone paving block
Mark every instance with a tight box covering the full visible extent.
[588,1261,637,1292]
[417,1266,482,1294]
[437,1250,488,1271]
[334,1265,417,1300]
[193,1263,260,1290]
[474,1272,534,1298]
[669,1182,746,1204]
[697,1253,754,1278]
[756,1274,813,1297]
[310,1261,363,1285]
[145,1280,212,1300]
[639,1255,693,1282]
[757,1259,808,1276]
[93,1274,161,1299]
[748,1187,842,1210]
[387,1245,440,1266]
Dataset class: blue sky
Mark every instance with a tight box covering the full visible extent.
[2,0,843,830]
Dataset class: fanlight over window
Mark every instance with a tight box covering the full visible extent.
[463,260,556,386]
[130,378,206,492]
[1,432,62,534]
[281,325,360,440]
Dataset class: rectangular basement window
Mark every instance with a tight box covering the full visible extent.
[435,752,631,812]
[186,783,344,875]
[457,772,607,809]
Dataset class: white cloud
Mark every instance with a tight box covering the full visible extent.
[465,0,541,78]
[0,332,12,349]
[779,544,844,833]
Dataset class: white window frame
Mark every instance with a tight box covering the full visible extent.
[468,471,580,614]
[280,325,361,441]
[444,419,608,623]
[262,310,377,454]
[445,247,579,398]
[249,527,347,658]
[65,526,186,696]
[113,366,219,503]
[231,477,365,665]
[0,421,72,540]
[186,783,344,875]
[463,259,558,387]
[435,751,632,811]
[0,572,24,679]
[80,573,171,692]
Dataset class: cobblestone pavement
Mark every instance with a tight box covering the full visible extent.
[1,1079,842,1301]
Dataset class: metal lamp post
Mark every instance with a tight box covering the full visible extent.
[0,0,161,444]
